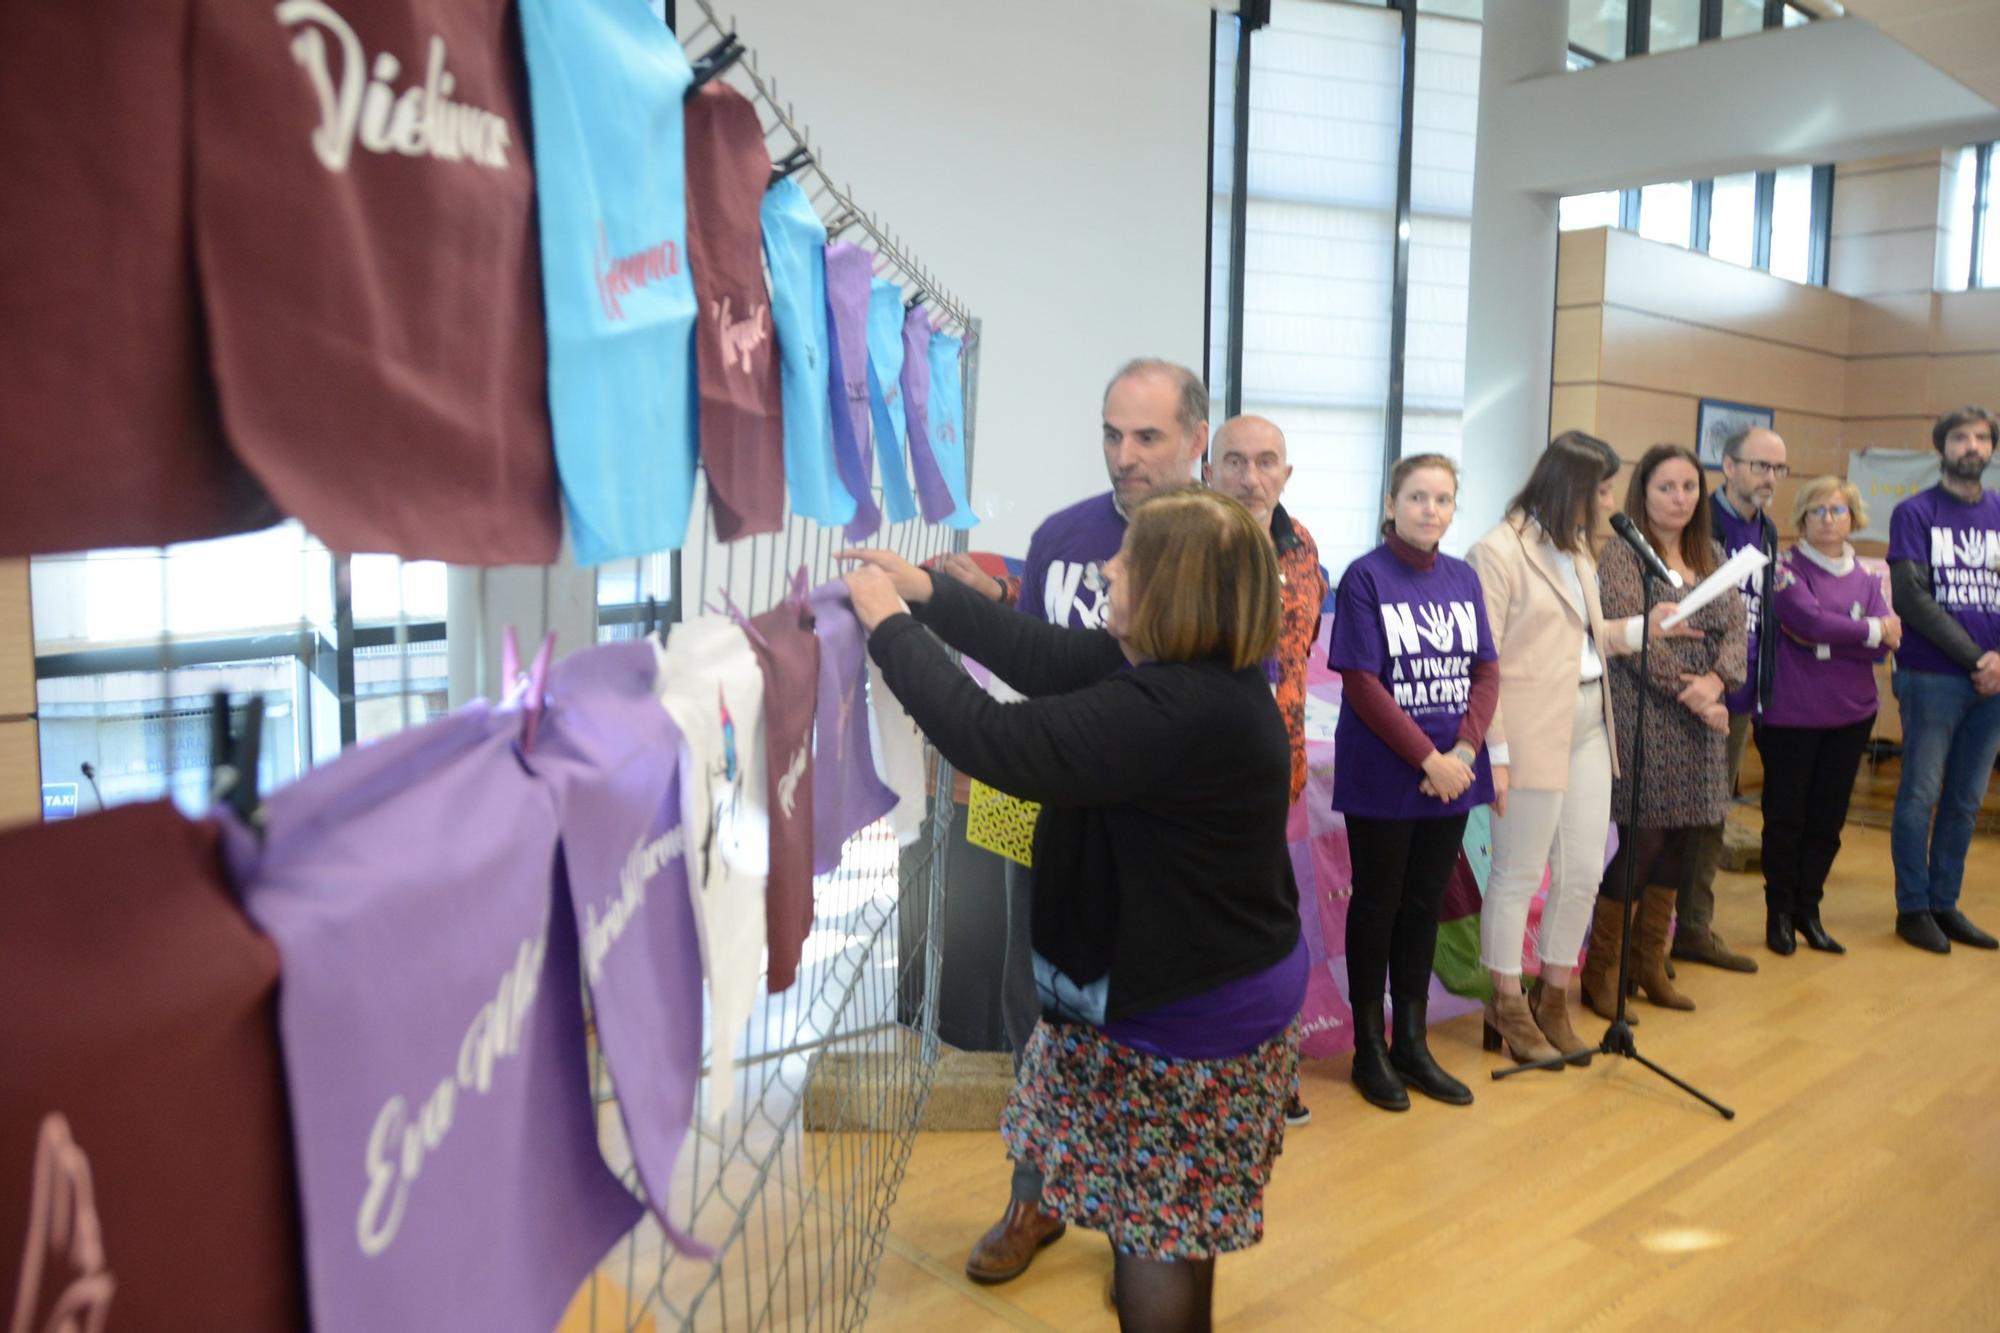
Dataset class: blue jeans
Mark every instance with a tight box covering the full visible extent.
[1892,670,2000,913]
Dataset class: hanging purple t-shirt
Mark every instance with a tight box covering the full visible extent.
[522,641,708,1258]
[902,304,956,524]
[1328,544,1497,820]
[809,580,899,873]
[1020,491,1127,629]
[1888,484,2000,675]
[825,244,881,540]
[232,704,642,1333]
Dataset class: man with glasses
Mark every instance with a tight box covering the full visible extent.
[1678,426,1788,974]
[1886,407,2000,953]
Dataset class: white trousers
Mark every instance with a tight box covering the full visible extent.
[1480,683,1612,975]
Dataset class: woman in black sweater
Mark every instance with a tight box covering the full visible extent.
[844,489,1301,1333]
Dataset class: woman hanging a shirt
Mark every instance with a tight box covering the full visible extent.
[1328,453,1498,1112]
[842,488,1300,1333]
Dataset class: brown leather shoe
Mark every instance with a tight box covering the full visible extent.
[964,1199,1067,1284]
[1670,923,1759,973]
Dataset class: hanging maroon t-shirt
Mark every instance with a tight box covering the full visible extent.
[0,0,277,557]
[685,84,786,541]
[748,587,819,992]
[0,803,307,1330]
[188,0,562,563]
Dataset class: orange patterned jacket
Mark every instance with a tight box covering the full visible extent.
[1272,505,1327,806]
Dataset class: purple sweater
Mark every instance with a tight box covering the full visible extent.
[1763,544,1891,729]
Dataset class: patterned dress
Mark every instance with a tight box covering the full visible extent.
[1599,536,1748,828]
[1273,505,1328,806]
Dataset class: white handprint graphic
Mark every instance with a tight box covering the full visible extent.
[1415,603,1458,653]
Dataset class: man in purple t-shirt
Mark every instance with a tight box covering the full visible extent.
[932,358,1207,1286]
[1679,426,1787,975]
[1886,407,2000,953]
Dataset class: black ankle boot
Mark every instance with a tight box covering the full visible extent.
[1797,915,1844,954]
[1388,996,1472,1106]
[1766,910,1796,955]
[1349,999,1409,1112]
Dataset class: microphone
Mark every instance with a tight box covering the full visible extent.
[1609,512,1684,589]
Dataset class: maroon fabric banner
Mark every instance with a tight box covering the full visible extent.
[685,84,785,541]
[190,0,562,562]
[0,0,277,557]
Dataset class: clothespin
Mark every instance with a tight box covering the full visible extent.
[209,690,266,828]
[498,625,557,751]
[705,590,770,651]
[768,147,812,189]
[686,33,744,93]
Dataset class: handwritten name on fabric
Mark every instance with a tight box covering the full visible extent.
[235,704,637,1333]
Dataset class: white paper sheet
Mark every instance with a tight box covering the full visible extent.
[1662,546,1770,628]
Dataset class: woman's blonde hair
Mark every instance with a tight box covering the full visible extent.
[1120,489,1282,671]
[1791,474,1867,532]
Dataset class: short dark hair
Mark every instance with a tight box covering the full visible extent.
[1507,431,1620,555]
[1625,443,1719,580]
[1931,406,1999,452]
[1103,359,1209,437]
[1722,426,1756,460]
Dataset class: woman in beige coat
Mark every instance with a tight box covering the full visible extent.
[1466,432,1700,1065]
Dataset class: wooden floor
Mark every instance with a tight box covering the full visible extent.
[865,824,2000,1331]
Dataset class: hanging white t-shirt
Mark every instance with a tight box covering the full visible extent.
[654,618,769,1121]
[866,655,928,845]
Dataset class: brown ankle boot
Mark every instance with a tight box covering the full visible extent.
[1482,989,1561,1066]
[1578,897,1637,1026]
[1635,886,1696,1010]
[1529,979,1593,1066]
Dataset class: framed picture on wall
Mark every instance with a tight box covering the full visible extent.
[1695,398,1775,469]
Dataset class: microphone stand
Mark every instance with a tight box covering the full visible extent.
[1491,555,1734,1119]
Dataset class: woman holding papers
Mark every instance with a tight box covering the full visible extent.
[1467,433,1701,1067]
[1586,444,1747,1020]
[1757,477,1899,956]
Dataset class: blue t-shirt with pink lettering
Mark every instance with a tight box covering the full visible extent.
[1329,544,1496,820]
[1887,484,2000,675]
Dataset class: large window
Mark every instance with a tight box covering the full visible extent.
[1941,142,2000,290]
[31,525,449,816]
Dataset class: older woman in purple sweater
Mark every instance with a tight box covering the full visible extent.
[1759,476,1902,956]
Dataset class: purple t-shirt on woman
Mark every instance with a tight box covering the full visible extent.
[1329,543,1497,819]
[1763,545,1891,730]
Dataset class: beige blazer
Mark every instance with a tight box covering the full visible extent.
[1466,515,1637,791]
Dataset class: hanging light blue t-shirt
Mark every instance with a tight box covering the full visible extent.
[760,179,854,528]
[865,280,919,524]
[926,330,977,529]
[520,0,699,564]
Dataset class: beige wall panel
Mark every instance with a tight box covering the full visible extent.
[1771,410,1848,478]
[1932,287,2000,353]
[1836,150,1949,179]
[1600,230,1851,356]
[1597,307,1846,414]
[1842,416,1935,453]
[1925,352,2000,411]
[1849,293,1937,357]
[1830,165,1944,237]
[0,561,29,717]
[1845,354,1932,419]
[0,720,40,832]
[1552,306,1604,384]
[1828,229,1939,298]
[1591,384,1701,460]
[1549,384,1599,438]
[1556,228,1608,308]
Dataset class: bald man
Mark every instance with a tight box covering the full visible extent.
[1213,416,1328,809]
[1679,425,1788,972]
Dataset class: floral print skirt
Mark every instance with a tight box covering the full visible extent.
[1000,1017,1300,1260]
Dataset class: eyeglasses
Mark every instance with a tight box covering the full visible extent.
[1732,458,1790,478]
[1805,504,1851,520]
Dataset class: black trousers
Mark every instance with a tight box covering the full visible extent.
[1345,812,1469,1004]
[1599,825,1700,904]
[1756,716,1874,918]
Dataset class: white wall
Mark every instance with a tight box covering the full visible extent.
[712,0,1213,556]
